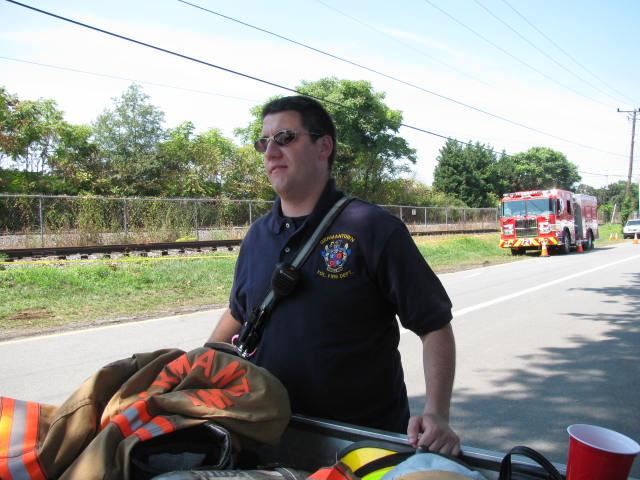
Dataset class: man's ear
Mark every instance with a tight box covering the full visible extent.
[318,135,334,162]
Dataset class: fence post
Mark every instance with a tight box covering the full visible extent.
[194,201,199,241]
[399,206,403,221]
[249,201,253,225]
[424,207,427,227]
[445,207,449,229]
[38,197,44,247]
[463,208,466,229]
[123,199,128,241]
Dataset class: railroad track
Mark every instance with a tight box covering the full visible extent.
[0,239,241,261]
[0,228,497,262]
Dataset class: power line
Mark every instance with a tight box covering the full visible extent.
[3,2,300,95]
[174,0,625,158]
[3,0,627,162]
[580,170,637,178]
[0,2,460,147]
[472,0,624,107]
[500,0,639,107]
[313,0,491,87]
[422,0,612,109]
[176,1,528,132]
[0,56,258,103]
[0,54,499,159]
[1,61,628,184]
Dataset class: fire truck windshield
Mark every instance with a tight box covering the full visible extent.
[502,199,554,217]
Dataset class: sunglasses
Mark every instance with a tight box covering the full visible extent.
[254,129,322,153]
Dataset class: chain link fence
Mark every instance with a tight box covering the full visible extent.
[0,194,498,249]
[597,209,623,224]
[379,205,498,233]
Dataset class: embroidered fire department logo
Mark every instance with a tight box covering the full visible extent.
[321,239,351,273]
[317,233,356,279]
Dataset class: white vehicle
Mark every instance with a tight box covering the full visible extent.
[623,219,640,239]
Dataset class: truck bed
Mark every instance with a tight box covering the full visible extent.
[248,415,572,480]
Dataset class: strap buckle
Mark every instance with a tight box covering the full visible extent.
[232,307,265,359]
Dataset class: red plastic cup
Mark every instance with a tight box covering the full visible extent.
[566,424,640,480]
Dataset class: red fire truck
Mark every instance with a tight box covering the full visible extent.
[499,189,598,255]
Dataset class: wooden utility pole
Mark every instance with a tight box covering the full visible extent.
[617,108,639,197]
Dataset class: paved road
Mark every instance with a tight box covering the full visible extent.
[2,241,639,475]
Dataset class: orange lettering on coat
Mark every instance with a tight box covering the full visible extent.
[151,369,180,389]
[225,377,250,396]
[167,354,193,377]
[191,350,216,378]
[210,361,246,388]
[195,389,234,409]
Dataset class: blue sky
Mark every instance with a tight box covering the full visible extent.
[1,0,639,188]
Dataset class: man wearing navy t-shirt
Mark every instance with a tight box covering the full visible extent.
[207,95,460,456]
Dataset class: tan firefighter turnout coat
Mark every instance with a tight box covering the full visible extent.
[0,345,291,480]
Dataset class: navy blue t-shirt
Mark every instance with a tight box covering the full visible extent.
[229,179,452,432]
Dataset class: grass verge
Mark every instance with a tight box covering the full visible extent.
[415,233,517,272]
[0,254,236,338]
[597,223,626,245]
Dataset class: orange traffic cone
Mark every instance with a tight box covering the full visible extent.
[541,241,549,257]
[576,242,584,253]
[634,233,639,245]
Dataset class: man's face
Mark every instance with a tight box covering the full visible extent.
[260,110,331,200]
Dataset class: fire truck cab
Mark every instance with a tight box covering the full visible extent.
[499,189,598,255]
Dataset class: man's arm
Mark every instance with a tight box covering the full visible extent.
[207,308,242,343]
[407,323,460,456]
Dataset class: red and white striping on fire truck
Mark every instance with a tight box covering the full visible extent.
[499,189,598,255]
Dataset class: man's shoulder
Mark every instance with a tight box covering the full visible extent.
[344,198,406,230]
[242,210,275,243]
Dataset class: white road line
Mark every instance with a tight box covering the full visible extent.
[452,252,640,318]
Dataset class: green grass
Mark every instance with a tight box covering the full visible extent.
[597,223,626,245]
[0,254,236,335]
[415,233,517,272]
[0,228,626,338]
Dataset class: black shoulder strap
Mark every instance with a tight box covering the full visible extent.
[233,196,353,358]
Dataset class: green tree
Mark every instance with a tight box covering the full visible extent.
[576,183,597,196]
[0,167,68,194]
[432,139,499,207]
[92,84,166,195]
[191,128,236,196]
[49,123,102,194]
[237,78,417,201]
[494,147,580,193]
[593,180,638,223]
[157,121,199,196]
[620,194,635,226]
[0,87,19,166]
[0,87,66,173]
[594,180,636,209]
[222,145,273,199]
[375,178,464,207]
[159,124,271,199]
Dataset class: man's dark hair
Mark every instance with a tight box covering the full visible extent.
[261,95,336,168]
